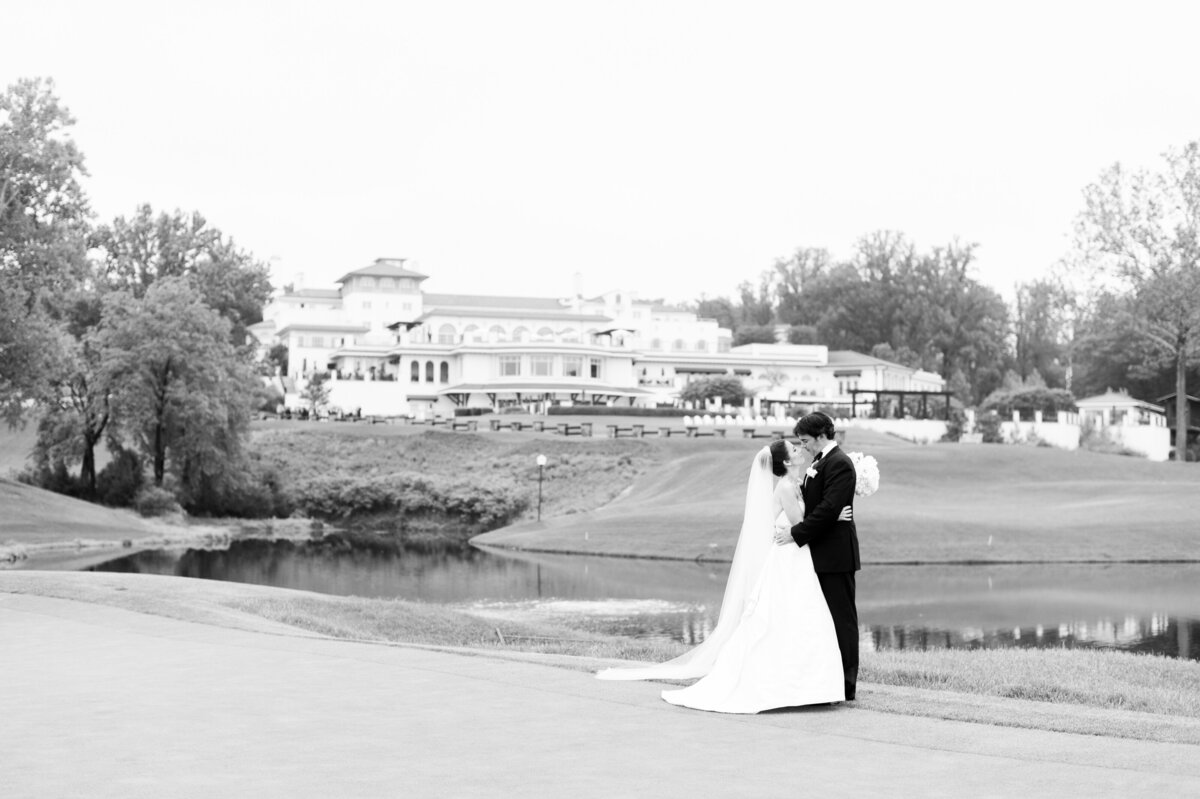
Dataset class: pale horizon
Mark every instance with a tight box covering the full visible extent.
[5,0,1200,304]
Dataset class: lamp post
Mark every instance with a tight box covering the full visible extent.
[536,454,547,520]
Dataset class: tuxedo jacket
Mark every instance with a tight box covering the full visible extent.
[789,446,861,573]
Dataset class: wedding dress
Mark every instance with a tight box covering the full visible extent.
[596,447,844,713]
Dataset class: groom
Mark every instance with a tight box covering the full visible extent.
[773,411,861,702]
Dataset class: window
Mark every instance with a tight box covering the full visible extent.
[425,361,435,382]
[531,356,553,376]
[696,340,708,351]
[440,361,450,383]
[673,339,685,351]
[512,327,529,342]
[464,325,482,343]
[589,358,602,379]
[410,362,420,382]
[362,301,372,311]
[562,357,582,378]
[312,336,325,348]
[499,356,521,377]
[296,335,306,347]
[437,324,457,344]
[380,277,394,289]
[489,325,506,342]
[650,338,661,350]
[402,302,413,312]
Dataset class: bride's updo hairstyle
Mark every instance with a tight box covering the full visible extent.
[768,440,791,476]
[794,411,836,440]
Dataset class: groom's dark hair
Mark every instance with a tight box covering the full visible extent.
[794,411,836,440]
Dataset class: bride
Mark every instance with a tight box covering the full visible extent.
[596,440,847,713]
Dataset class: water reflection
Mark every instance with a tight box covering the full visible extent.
[79,540,1200,661]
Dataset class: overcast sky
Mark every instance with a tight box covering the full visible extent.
[5,1,1200,304]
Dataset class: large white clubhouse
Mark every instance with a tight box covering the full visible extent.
[249,258,945,419]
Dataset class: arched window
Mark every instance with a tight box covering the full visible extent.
[650,338,661,350]
[536,327,555,340]
[696,340,708,351]
[512,326,529,342]
[425,361,434,382]
[463,324,482,343]
[437,324,457,344]
[673,339,686,351]
[489,325,506,342]
[560,328,579,343]
[410,361,420,382]
[439,361,449,383]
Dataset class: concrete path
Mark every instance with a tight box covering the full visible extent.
[3,594,1198,798]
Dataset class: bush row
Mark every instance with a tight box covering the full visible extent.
[293,473,529,530]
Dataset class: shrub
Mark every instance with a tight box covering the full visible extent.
[977,411,1004,444]
[678,376,747,407]
[178,456,295,519]
[96,447,144,507]
[733,324,778,346]
[981,387,1077,419]
[942,407,968,442]
[134,485,182,517]
[293,473,529,532]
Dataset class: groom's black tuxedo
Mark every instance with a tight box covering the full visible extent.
[789,444,860,700]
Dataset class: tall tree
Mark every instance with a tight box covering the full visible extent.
[1073,141,1200,462]
[101,277,255,487]
[0,78,90,424]
[0,77,90,295]
[1011,278,1069,388]
[91,205,272,342]
[34,292,112,495]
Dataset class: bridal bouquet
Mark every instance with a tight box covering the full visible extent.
[847,451,880,497]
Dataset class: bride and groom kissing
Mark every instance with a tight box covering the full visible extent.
[597,411,860,713]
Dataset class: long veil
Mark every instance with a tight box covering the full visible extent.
[596,446,776,681]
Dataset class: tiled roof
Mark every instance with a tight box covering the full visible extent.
[336,259,429,283]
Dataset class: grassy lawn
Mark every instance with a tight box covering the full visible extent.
[474,425,1200,563]
[3,570,1198,745]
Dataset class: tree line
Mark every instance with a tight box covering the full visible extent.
[686,144,1200,461]
[1,78,278,514]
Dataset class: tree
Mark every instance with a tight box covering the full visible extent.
[266,343,289,376]
[33,292,113,495]
[91,205,272,343]
[1012,279,1069,388]
[732,324,778,346]
[102,277,255,487]
[0,78,90,424]
[0,77,90,296]
[1073,141,1200,462]
[301,372,332,415]
[692,295,736,331]
[771,246,833,325]
[679,376,747,407]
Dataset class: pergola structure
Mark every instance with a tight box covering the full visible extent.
[849,388,954,420]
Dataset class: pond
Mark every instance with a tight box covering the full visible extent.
[72,539,1200,660]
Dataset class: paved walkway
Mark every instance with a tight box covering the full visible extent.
[3,594,1198,798]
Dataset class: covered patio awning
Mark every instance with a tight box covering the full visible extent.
[438,380,654,406]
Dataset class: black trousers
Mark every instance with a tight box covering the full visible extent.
[816,570,858,700]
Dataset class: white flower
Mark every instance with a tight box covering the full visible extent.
[805,466,818,479]
[848,451,880,497]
